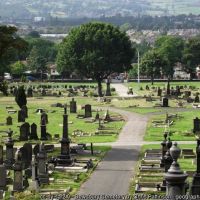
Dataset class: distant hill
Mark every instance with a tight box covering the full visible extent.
[1,0,200,20]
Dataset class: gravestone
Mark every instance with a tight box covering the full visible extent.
[27,87,33,97]
[18,110,25,123]
[162,97,169,107]
[30,123,38,140]
[19,123,29,141]
[70,98,77,113]
[33,144,40,157]
[41,88,46,96]
[0,145,6,190]
[40,117,47,140]
[6,116,12,125]
[85,104,92,118]
[193,117,200,134]
[105,78,111,96]
[41,112,48,124]
[12,150,24,193]
[165,143,188,198]
[157,87,162,97]
[30,155,39,191]
[37,143,49,184]
[21,105,28,118]
[194,94,200,103]
[20,143,32,169]
[95,111,100,121]
[176,86,181,96]
[4,130,15,169]
[104,110,111,122]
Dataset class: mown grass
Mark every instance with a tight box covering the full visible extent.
[144,110,199,141]
[0,96,124,144]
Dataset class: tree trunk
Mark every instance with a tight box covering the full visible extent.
[151,76,154,85]
[97,80,103,97]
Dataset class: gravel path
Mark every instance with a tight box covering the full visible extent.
[111,83,137,97]
[73,108,148,199]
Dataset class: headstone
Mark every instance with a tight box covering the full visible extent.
[162,97,169,107]
[41,112,48,124]
[70,98,77,113]
[18,110,25,123]
[85,104,92,118]
[193,117,200,134]
[104,110,111,122]
[12,150,24,193]
[30,123,38,140]
[157,87,162,97]
[37,143,49,184]
[20,143,32,169]
[27,87,33,97]
[33,144,40,157]
[194,94,200,103]
[165,143,188,198]
[95,111,100,121]
[40,117,47,140]
[19,123,29,141]
[167,81,170,95]
[0,145,6,190]
[29,155,39,191]
[6,116,12,125]
[21,105,28,118]
[105,78,111,96]
[4,130,15,169]
[41,88,46,96]
[56,106,73,166]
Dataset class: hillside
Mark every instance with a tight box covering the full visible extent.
[1,0,200,20]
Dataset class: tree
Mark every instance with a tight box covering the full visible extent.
[15,86,27,108]
[140,49,168,84]
[57,22,135,96]
[155,35,184,79]
[10,61,27,75]
[27,46,47,76]
[0,26,27,76]
[182,36,200,79]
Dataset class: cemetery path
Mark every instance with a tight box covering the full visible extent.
[111,83,137,97]
[72,108,148,199]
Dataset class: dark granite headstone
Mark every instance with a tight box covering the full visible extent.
[19,123,29,141]
[70,98,77,113]
[193,117,200,134]
[21,105,28,118]
[6,116,12,125]
[30,123,38,140]
[162,97,169,107]
[85,104,92,118]
[18,110,25,123]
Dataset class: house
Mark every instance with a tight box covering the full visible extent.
[49,64,59,76]
[173,63,190,79]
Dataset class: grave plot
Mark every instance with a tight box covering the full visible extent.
[0,98,124,144]
[0,117,111,199]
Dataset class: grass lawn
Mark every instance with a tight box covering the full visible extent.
[144,110,199,141]
[0,97,124,144]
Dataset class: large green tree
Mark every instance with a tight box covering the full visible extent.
[182,36,200,79]
[141,49,168,84]
[10,61,27,75]
[57,22,135,96]
[0,26,27,76]
[155,35,184,78]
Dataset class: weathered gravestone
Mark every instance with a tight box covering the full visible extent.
[4,130,15,169]
[157,87,162,97]
[105,78,111,96]
[70,98,77,113]
[85,104,92,118]
[20,143,32,169]
[193,117,200,134]
[37,143,49,184]
[18,110,25,123]
[6,116,12,125]
[0,145,6,190]
[27,87,33,97]
[41,112,48,124]
[19,123,30,141]
[21,105,28,118]
[40,117,47,140]
[30,123,38,140]
[12,150,24,193]
[194,94,200,103]
[162,97,169,107]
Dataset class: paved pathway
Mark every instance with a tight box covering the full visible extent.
[111,83,137,97]
[73,108,148,199]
